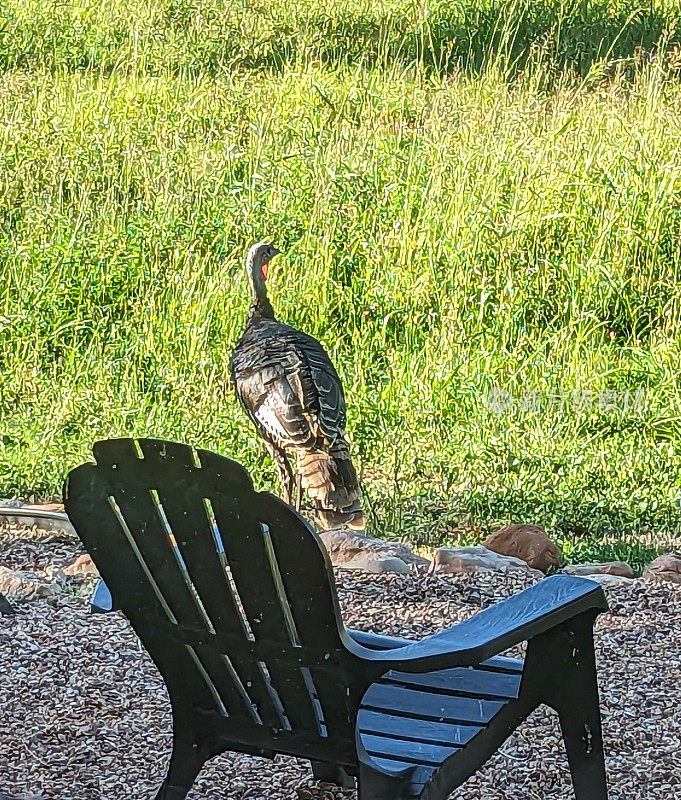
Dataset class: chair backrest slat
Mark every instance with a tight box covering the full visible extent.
[108,485,211,631]
[204,472,333,733]
[191,644,258,721]
[122,439,301,729]
[255,493,349,646]
[152,484,253,639]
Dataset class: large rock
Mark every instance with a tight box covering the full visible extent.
[431,546,543,578]
[482,524,562,573]
[0,566,62,601]
[643,553,681,585]
[319,530,430,570]
[21,502,65,512]
[342,555,410,575]
[564,561,634,579]
[581,573,634,587]
[63,554,99,578]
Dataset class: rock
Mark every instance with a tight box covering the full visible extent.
[21,502,65,512]
[319,529,430,570]
[643,553,681,585]
[63,554,99,578]
[431,546,543,578]
[44,565,68,586]
[0,794,47,800]
[342,555,410,574]
[482,524,562,573]
[581,573,633,587]
[564,561,634,579]
[0,505,75,536]
[0,566,61,601]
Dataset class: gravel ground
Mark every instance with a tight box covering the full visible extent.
[0,522,679,799]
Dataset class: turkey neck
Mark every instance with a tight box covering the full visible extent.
[248,292,275,322]
[248,270,276,321]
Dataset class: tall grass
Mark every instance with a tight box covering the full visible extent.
[1,0,681,569]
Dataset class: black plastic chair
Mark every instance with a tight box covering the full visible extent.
[64,438,609,800]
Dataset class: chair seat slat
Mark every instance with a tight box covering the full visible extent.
[357,710,480,748]
[382,665,522,701]
[361,734,460,767]
[361,684,505,725]
[363,759,435,796]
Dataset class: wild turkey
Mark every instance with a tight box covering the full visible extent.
[230,242,364,531]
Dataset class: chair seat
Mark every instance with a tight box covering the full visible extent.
[358,656,524,794]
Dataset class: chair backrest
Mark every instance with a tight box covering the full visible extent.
[64,438,363,765]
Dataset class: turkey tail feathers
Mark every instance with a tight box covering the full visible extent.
[296,440,365,531]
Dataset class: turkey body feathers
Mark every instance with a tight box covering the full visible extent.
[231,316,364,530]
[231,318,345,450]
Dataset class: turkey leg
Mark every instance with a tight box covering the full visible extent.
[264,441,295,506]
[295,473,302,513]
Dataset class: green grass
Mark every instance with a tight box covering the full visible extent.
[2,0,681,571]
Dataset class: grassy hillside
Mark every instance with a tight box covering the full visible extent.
[2,1,681,568]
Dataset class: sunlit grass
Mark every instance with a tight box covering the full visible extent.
[1,0,681,570]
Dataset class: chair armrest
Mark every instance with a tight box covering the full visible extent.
[348,574,607,673]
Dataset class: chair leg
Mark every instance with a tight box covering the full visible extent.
[559,705,608,799]
[358,762,413,800]
[310,760,355,788]
[556,652,608,800]
[264,441,294,507]
[154,737,204,800]
[530,614,608,800]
